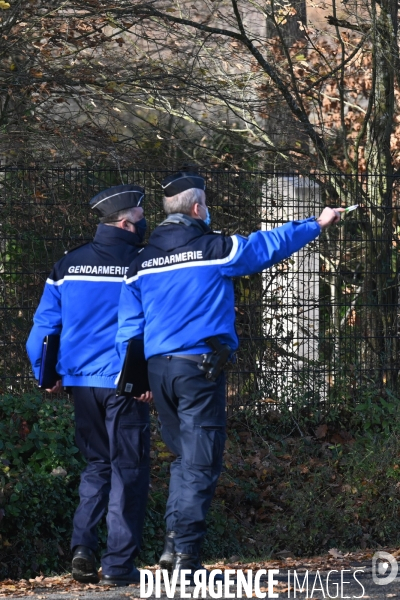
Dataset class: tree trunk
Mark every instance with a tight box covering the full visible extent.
[362,0,399,388]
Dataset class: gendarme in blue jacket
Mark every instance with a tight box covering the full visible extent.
[116,214,321,362]
[27,224,143,388]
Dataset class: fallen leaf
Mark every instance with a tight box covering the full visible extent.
[328,548,344,559]
[315,424,328,438]
[276,550,295,559]
[51,467,67,477]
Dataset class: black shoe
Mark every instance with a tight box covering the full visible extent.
[102,566,141,586]
[159,531,176,572]
[173,553,224,585]
[72,546,99,584]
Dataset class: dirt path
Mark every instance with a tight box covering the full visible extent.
[0,548,398,600]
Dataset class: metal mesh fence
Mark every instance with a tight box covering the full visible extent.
[1,167,399,410]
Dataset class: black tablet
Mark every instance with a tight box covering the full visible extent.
[39,334,61,389]
[117,338,149,397]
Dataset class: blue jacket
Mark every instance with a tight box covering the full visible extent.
[116,215,321,362]
[26,224,143,388]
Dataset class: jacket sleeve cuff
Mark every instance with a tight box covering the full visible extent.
[292,216,321,233]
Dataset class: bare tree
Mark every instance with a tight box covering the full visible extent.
[0,1,188,165]
[1,0,400,388]
[2,1,399,172]
[103,0,399,388]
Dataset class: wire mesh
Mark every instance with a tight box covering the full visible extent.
[1,167,399,411]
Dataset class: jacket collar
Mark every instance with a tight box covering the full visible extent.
[94,223,142,247]
[159,213,209,233]
[148,215,210,251]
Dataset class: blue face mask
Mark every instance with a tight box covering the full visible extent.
[133,218,147,242]
[203,207,211,227]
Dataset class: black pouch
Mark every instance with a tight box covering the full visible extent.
[197,336,231,381]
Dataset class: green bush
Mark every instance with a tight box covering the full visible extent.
[0,392,83,578]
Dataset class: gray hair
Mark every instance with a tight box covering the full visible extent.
[163,188,205,216]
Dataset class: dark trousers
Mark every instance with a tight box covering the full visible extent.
[71,387,150,575]
[148,356,226,555]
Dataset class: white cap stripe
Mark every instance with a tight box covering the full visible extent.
[91,190,144,209]
[162,175,205,190]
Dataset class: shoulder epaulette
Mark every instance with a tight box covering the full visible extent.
[207,229,227,237]
[64,241,91,255]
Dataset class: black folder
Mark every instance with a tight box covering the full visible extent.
[39,334,61,389]
[117,338,149,397]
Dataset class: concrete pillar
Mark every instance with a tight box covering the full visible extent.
[260,176,325,403]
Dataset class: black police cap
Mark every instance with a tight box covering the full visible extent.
[161,171,205,197]
[89,184,145,217]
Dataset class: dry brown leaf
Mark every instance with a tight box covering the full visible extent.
[315,424,328,438]
[328,548,344,559]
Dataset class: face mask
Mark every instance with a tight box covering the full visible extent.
[133,217,147,242]
[203,207,211,227]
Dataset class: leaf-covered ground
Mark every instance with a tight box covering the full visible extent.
[0,548,399,597]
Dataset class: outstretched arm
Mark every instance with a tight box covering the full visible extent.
[220,208,343,277]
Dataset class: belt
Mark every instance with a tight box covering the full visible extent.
[164,354,204,363]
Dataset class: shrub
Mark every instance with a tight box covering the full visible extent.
[0,392,83,578]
